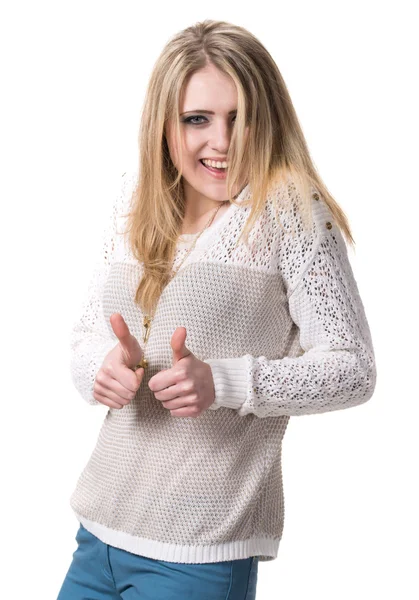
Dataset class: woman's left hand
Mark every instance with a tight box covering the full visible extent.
[148,327,216,417]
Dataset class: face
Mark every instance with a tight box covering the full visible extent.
[165,63,249,206]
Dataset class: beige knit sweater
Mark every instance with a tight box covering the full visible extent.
[69,170,376,563]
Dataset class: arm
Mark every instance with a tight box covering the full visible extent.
[69,170,137,405]
[204,195,377,418]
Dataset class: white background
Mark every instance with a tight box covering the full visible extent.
[1,1,418,599]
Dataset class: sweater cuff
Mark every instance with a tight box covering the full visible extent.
[203,356,249,411]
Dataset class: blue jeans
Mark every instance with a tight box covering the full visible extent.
[57,523,259,599]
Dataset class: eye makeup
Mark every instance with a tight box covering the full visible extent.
[182,116,207,124]
[182,115,236,125]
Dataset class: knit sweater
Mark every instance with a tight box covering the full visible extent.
[69,169,377,564]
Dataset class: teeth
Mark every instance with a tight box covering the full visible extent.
[202,159,228,169]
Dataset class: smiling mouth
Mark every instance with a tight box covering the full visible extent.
[199,159,228,172]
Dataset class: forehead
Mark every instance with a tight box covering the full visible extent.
[180,66,237,110]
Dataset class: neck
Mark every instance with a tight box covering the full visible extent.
[181,202,228,236]
[181,183,229,235]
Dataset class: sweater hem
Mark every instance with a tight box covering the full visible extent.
[73,511,279,564]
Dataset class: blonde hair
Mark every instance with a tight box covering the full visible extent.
[123,19,354,316]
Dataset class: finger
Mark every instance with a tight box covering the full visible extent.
[133,367,145,384]
[148,368,177,393]
[94,381,132,405]
[153,383,192,401]
[169,406,200,418]
[112,364,145,392]
[109,313,139,362]
[158,394,196,409]
[110,313,132,344]
[93,390,124,410]
[101,364,143,395]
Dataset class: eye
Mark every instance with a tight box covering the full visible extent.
[182,115,237,125]
[183,116,207,125]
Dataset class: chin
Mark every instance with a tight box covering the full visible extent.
[185,177,227,197]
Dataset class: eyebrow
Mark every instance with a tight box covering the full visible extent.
[180,109,237,115]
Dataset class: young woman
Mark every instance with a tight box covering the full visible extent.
[57,19,377,600]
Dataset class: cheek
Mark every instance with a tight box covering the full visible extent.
[166,127,204,172]
[168,138,179,165]
[165,124,185,166]
[168,136,195,169]
[183,129,202,155]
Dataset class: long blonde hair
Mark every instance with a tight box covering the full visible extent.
[123,19,354,316]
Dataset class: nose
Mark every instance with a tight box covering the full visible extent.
[207,119,232,154]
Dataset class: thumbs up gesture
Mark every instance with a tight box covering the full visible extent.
[148,327,216,418]
[93,313,145,409]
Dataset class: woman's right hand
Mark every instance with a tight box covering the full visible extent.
[93,313,145,409]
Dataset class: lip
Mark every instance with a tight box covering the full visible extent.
[199,159,227,180]
[200,157,228,162]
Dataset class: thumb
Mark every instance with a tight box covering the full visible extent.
[171,326,191,365]
[110,313,142,366]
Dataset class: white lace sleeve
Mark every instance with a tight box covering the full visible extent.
[205,195,377,418]
[69,171,136,405]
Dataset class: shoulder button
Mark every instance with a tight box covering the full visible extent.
[313,192,320,201]
[326,221,333,230]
